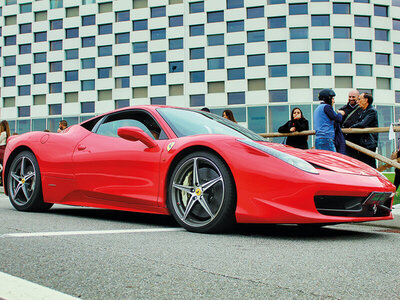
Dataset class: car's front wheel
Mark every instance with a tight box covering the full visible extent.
[7,151,53,212]
[168,151,236,233]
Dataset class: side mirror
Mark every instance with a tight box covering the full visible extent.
[117,126,158,149]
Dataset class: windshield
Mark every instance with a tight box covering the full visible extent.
[157,107,265,141]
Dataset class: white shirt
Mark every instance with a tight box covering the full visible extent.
[0,131,7,146]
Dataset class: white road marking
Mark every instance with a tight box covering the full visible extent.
[0,271,78,299]
[0,227,184,238]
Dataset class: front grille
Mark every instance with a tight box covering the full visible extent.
[314,192,393,217]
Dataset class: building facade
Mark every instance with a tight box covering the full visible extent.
[0,0,400,155]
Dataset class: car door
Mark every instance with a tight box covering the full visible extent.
[72,109,167,209]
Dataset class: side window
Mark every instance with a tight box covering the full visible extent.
[95,111,165,140]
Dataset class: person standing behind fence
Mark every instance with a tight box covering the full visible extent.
[278,107,309,149]
[340,90,363,158]
[0,120,11,167]
[349,93,378,168]
[313,89,345,152]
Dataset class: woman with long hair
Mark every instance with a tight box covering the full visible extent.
[0,120,11,167]
[278,107,309,149]
[222,109,237,123]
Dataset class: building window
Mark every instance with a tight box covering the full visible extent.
[190,95,205,107]
[116,32,130,44]
[190,47,204,59]
[334,27,351,39]
[374,5,388,17]
[355,40,371,52]
[169,84,184,96]
[290,52,309,64]
[356,64,372,76]
[190,24,204,36]
[151,51,166,63]
[49,62,62,73]
[35,11,47,22]
[289,3,307,15]
[50,40,62,51]
[150,97,166,105]
[375,29,389,41]
[247,6,264,19]
[269,65,287,77]
[376,53,390,65]
[207,11,224,23]
[66,6,79,18]
[189,1,204,13]
[207,34,224,46]
[81,58,95,69]
[395,19,400,31]
[115,99,129,109]
[227,68,245,80]
[395,67,400,79]
[355,15,370,27]
[19,23,32,34]
[207,58,224,70]
[151,74,166,86]
[34,95,46,105]
[311,15,330,26]
[169,38,183,50]
[82,15,95,26]
[190,71,205,82]
[228,44,245,56]
[334,52,352,63]
[65,49,79,60]
[312,39,330,51]
[18,106,31,117]
[116,10,130,22]
[49,82,62,93]
[4,76,16,87]
[227,92,245,105]
[394,43,400,54]
[64,70,78,81]
[4,35,16,46]
[19,64,31,75]
[115,55,129,66]
[268,41,287,53]
[66,28,79,39]
[227,0,243,9]
[115,77,130,88]
[50,19,63,30]
[312,64,331,76]
[98,23,112,35]
[49,104,62,115]
[50,0,63,9]
[34,73,46,84]
[98,67,112,78]
[290,27,308,39]
[4,56,16,66]
[377,78,390,89]
[98,2,112,13]
[248,79,265,91]
[333,3,350,14]
[151,28,166,40]
[133,41,148,53]
[98,45,112,56]
[208,82,224,94]
[82,36,95,47]
[269,90,288,102]
[227,20,244,32]
[20,3,32,13]
[247,30,265,42]
[151,6,166,18]
[19,44,31,54]
[133,20,147,31]
[81,102,95,113]
[133,64,148,76]
[169,15,183,27]
[81,80,95,91]
[268,16,286,29]
[248,54,265,67]
[290,77,309,89]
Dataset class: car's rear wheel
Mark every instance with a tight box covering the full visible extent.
[7,151,53,212]
[168,151,236,233]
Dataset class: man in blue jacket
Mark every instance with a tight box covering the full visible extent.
[313,89,345,151]
[349,93,378,168]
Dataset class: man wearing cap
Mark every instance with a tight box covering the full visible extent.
[313,89,345,151]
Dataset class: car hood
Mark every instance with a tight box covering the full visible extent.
[260,142,378,176]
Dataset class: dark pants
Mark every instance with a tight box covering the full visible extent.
[357,147,376,169]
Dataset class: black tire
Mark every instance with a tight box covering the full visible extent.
[7,151,53,212]
[167,151,236,233]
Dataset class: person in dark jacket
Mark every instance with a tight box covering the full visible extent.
[340,90,363,158]
[349,93,378,168]
[278,107,309,149]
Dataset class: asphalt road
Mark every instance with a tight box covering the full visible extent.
[1,194,400,300]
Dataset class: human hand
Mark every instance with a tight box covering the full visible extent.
[290,127,296,132]
[337,110,345,116]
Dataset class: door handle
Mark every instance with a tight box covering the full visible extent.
[77,144,86,151]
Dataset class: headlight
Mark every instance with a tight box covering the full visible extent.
[238,139,319,175]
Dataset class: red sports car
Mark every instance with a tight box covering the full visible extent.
[2,106,395,233]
